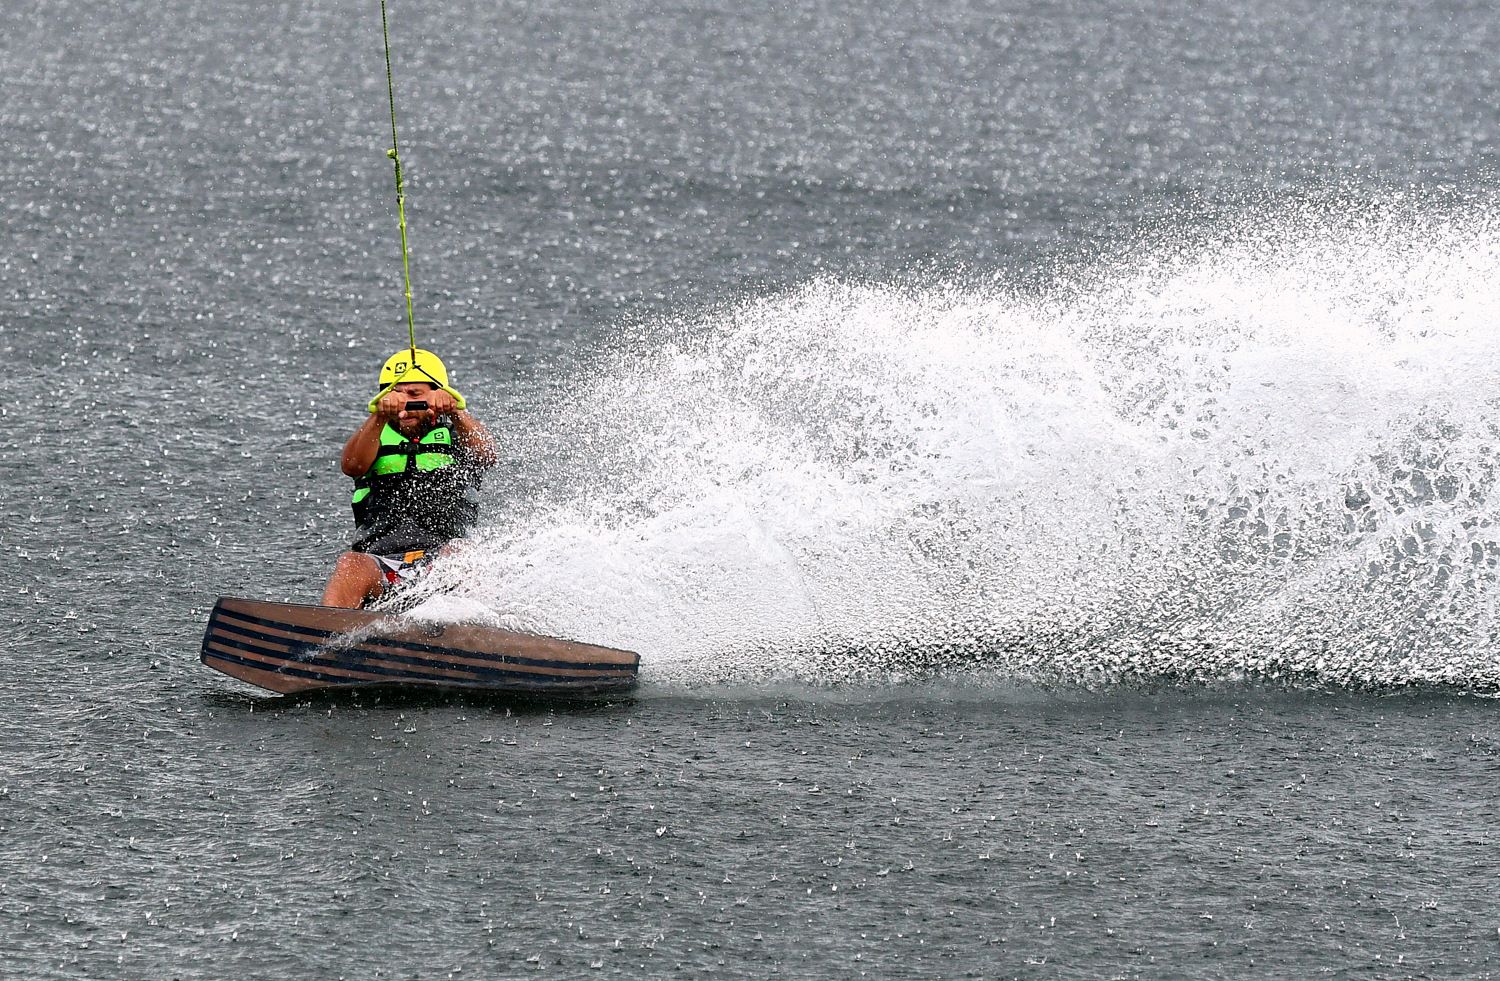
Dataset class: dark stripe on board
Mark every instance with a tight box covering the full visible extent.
[203,647,621,693]
[202,636,626,691]
[208,615,630,682]
[203,626,630,687]
[213,603,632,672]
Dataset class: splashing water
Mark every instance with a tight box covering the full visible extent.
[400,205,1500,690]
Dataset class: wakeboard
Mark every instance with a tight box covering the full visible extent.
[200,596,638,696]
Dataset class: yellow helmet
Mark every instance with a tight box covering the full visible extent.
[379,348,450,389]
[369,348,467,412]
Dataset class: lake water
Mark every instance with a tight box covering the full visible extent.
[4,0,1499,976]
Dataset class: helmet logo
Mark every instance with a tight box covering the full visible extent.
[393,360,408,374]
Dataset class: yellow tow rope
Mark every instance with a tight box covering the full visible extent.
[369,1,464,411]
[380,0,416,359]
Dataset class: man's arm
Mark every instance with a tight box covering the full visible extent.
[341,390,408,476]
[420,388,498,468]
[341,412,390,477]
[448,409,498,469]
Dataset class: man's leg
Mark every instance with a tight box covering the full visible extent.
[321,552,384,608]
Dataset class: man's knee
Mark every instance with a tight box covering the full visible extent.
[334,552,378,578]
[323,552,384,609]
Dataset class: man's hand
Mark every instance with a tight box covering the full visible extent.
[374,385,457,426]
[373,389,414,422]
[425,388,459,415]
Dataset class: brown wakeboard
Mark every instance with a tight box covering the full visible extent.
[200,596,638,696]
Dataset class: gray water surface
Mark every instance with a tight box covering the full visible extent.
[4,0,1499,976]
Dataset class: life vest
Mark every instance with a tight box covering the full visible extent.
[349,422,479,553]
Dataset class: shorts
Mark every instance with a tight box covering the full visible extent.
[373,550,435,586]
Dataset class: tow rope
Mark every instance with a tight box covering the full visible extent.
[380,0,417,361]
[367,1,462,410]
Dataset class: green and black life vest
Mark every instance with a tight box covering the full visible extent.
[349,422,481,554]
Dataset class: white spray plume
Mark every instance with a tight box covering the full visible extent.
[399,204,1500,691]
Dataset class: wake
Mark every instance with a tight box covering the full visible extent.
[400,201,1500,691]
